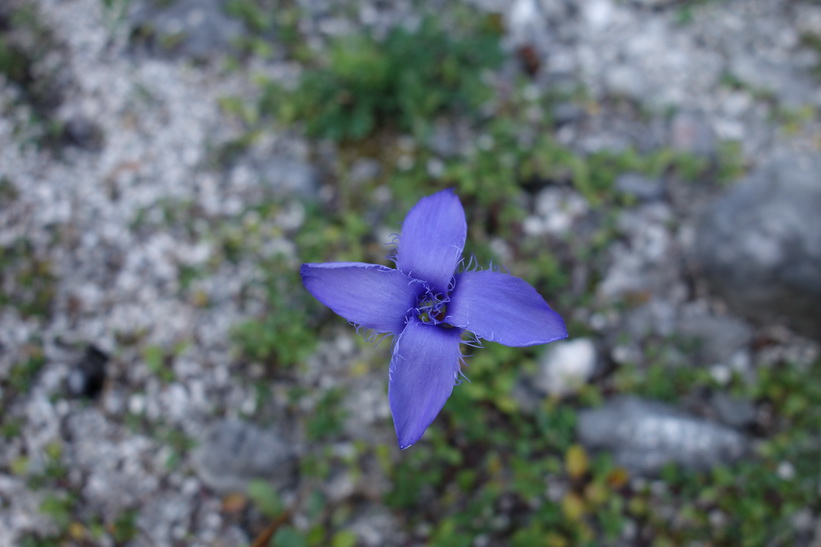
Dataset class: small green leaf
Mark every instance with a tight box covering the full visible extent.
[273,527,307,547]
[331,531,357,547]
[246,479,283,518]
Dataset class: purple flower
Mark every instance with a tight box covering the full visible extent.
[301,189,567,449]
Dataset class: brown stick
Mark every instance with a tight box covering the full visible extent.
[250,509,292,547]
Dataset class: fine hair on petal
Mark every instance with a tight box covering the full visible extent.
[385,233,400,265]
[462,331,484,349]
[455,367,471,385]
[461,254,480,273]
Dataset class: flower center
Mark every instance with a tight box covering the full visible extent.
[416,291,448,325]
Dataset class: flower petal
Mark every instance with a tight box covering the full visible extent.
[388,318,463,449]
[446,271,567,346]
[301,262,418,334]
[396,189,466,294]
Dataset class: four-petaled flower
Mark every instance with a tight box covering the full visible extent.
[301,189,567,449]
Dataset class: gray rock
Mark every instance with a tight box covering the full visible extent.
[342,374,391,440]
[627,0,678,8]
[604,64,647,101]
[615,173,665,202]
[506,0,552,54]
[710,392,757,429]
[668,111,716,159]
[551,102,586,127]
[191,419,296,494]
[694,152,821,338]
[129,0,245,61]
[676,314,752,366]
[597,204,683,302]
[348,158,381,184]
[349,506,405,547]
[578,396,749,475]
[256,156,320,198]
[729,57,818,108]
[534,338,598,396]
[427,122,470,158]
[623,299,678,338]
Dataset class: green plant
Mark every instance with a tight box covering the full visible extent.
[305,388,347,441]
[8,351,46,394]
[247,478,285,518]
[0,239,58,319]
[39,493,74,530]
[142,345,177,383]
[110,509,139,543]
[231,258,320,368]
[261,15,503,141]
[0,4,67,146]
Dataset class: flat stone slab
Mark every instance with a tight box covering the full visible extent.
[578,396,749,475]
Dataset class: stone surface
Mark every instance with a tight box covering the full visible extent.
[710,392,757,429]
[349,506,405,547]
[676,314,753,366]
[615,173,665,202]
[695,152,821,338]
[65,408,160,520]
[577,396,749,474]
[191,418,297,494]
[534,338,598,396]
[255,156,321,198]
[668,111,717,159]
[598,204,683,302]
[129,0,245,60]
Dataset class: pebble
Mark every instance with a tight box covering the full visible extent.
[534,338,598,396]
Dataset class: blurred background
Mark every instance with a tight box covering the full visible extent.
[1,0,820,545]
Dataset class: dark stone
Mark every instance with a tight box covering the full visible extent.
[694,152,821,338]
[61,117,105,152]
[578,396,749,475]
[66,345,108,399]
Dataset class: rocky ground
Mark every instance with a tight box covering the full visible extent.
[1,0,820,545]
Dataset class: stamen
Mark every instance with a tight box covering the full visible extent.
[415,289,451,326]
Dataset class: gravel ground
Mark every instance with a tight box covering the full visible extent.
[1,0,820,545]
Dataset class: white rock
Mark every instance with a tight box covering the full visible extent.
[535,338,598,396]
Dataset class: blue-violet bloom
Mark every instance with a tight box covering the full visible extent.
[301,189,567,449]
